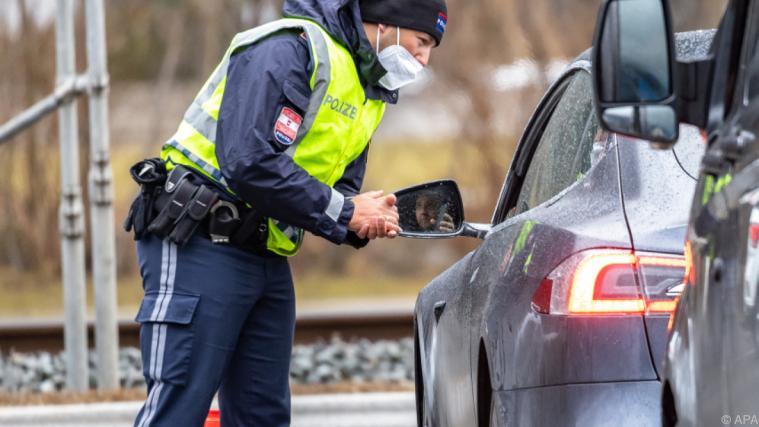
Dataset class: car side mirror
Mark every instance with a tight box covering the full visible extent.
[592,0,679,145]
[395,180,465,238]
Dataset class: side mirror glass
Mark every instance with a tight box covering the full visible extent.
[602,105,677,141]
[395,180,465,238]
[593,0,678,144]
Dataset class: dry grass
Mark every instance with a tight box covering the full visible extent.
[0,269,428,318]
[0,382,414,406]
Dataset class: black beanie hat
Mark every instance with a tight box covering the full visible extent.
[359,0,448,46]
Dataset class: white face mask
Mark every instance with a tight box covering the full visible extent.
[376,26,424,91]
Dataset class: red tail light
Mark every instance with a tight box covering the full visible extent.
[205,410,220,427]
[750,224,759,248]
[532,249,685,316]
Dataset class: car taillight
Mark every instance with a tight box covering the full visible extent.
[750,224,759,248]
[532,249,685,316]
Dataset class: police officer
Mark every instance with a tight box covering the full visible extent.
[127,0,447,425]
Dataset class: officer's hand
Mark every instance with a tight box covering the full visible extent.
[350,190,400,239]
[357,215,402,240]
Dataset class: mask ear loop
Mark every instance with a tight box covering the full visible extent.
[376,26,381,54]
[396,26,400,46]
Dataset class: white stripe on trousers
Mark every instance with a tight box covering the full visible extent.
[137,240,177,427]
[157,243,177,321]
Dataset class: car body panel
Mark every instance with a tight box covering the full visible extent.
[491,381,661,427]
[666,145,759,425]
[470,141,642,391]
[660,2,759,425]
[416,253,477,426]
[615,125,705,375]
[616,126,705,255]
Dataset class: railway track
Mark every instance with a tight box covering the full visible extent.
[0,308,414,353]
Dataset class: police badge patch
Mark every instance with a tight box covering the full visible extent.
[274,106,302,146]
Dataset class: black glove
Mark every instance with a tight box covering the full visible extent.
[124,158,167,240]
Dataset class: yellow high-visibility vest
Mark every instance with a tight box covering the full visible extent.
[160,18,386,256]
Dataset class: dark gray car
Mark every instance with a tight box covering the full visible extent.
[407,37,708,427]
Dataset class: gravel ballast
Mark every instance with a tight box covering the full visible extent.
[0,336,414,394]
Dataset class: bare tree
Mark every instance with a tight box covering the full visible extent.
[0,0,60,273]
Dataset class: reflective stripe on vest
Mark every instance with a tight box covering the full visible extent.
[161,18,385,256]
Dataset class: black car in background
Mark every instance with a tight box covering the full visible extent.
[590,0,759,425]
[394,33,709,426]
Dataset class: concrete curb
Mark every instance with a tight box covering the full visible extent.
[0,401,141,427]
[0,392,416,427]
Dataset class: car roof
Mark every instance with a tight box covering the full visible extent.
[570,30,716,71]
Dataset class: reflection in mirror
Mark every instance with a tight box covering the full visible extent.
[396,182,464,237]
[599,0,671,103]
[602,105,677,142]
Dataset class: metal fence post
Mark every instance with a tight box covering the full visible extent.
[84,0,119,390]
[56,0,89,391]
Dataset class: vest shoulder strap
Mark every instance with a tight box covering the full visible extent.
[186,19,335,158]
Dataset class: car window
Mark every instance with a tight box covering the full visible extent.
[513,72,599,215]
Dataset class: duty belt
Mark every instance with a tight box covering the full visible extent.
[125,161,272,255]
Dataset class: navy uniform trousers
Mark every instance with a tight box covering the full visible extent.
[132,233,295,427]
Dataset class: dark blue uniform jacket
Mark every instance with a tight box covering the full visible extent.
[215,0,397,248]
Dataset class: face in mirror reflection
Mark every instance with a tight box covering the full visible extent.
[415,192,455,232]
[398,187,462,234]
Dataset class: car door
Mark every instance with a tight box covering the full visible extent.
[463,67,632,419]
[678,0,758,421]
[718,0,759,415]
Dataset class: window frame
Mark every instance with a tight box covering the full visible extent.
[738,0,759,107]
[492,64,596,224]
[704,0,750,130]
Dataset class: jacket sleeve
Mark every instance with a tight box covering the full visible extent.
[215,31,354,245]
[333,145,371,249]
